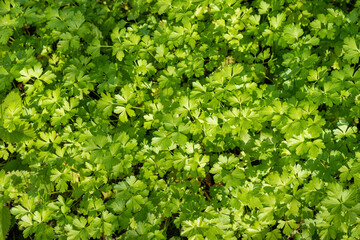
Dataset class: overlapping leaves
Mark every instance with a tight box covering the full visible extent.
[1,0,360,239]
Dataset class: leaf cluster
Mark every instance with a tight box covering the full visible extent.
[1,0,360,239]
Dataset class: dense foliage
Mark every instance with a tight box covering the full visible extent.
[1,0,360,239]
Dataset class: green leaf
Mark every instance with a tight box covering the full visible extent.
[0,205,11,240]
[152,130,172,150]
[67,11,85,31]
[269,13,286,29]
[283,24,304,44]
[171,132,187,146]
[259,1,270,14]
[73,217,87,229]
[266,229,282,240]
[0,28,12,44]
[33,224,55,240]
[1,90,22,115]
[17,63,43,83]
[86,38,101,58]
[343,37,360,64]
[333,119,357,140]
[155,0,172,15]
[0,126,36,143]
